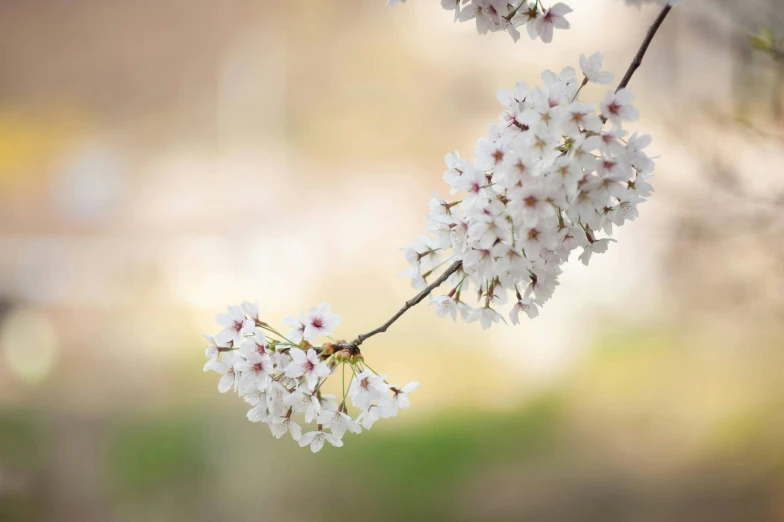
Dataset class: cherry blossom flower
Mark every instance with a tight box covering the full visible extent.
[203,351,241,393]
[578,237,616,265]
[299,430,343,453]
[389,382,420,409]
[527,2,572,43]
[285,348,331,390]
[266,380,291,417]
[579,52,614,84]
[247,401,268,423]
[303,302,342,341]
[467,306,505,329]
[390,0,573,45]
[282,314,306,344]
[285,387,321,423]
[203,335,219,361]
[600,88,639,126]
[239,328,268,358]
[235,352,274,395]
[214,305,254,347]
[349,369,389,410]
[430,295,458,321]
[269,417,303,441]
[357,404,398,430]
[318,409,362,439]
[241,301,260,321]
[509,298,540,324]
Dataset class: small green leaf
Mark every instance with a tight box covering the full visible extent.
[750,27,774,51]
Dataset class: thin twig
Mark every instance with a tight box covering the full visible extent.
[616,3,673,92]
[334,260,463,352]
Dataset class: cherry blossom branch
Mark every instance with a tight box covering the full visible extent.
[334,260,463,352]
[331,6,675,355]
[332,5,675,356]
[616,3,673,92]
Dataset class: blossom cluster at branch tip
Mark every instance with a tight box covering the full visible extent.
[401,52,656,329]
[204,302,419,453]
[387,0,572,43]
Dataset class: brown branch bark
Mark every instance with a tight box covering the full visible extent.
[334,260,463,352]
[616,3,674,92]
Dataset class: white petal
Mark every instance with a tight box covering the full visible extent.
[310,435,325,453]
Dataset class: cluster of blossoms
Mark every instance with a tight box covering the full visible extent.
[400,52,656,328]
[203,302,419,453]
[201,1,673,451]
[387,0,572,43]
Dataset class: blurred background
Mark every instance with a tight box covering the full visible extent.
[1,0,784,520]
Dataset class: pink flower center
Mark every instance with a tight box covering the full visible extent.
[311,317,324,329]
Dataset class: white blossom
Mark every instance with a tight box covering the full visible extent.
[203,335,219,361]
[526,2,572,43]
[269,416,303,441]
[299,430,343,453]
[390,0,573,45]
[509,298,540,324]
[214,305,254,347]
[402,54,656,329]
[241,301,260,321]
[203,351,241,393]
[430,295,458,321]
[284,387,322,423]
[579,52,614,85]
[239,328,268,358]
[285,348,331,390]
[303,302,342,341]
[600,88,639,127]
[247,401,268,423]
[317,409,362,439]
[282,314,306,344]
[357,404,398,430]
[467,306,505,329]
[234,352,274,395]
[349,369,389,410]
[389,382,419,409]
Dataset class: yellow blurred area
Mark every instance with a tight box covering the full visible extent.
[1,0,784,521]
[0,105,88,185]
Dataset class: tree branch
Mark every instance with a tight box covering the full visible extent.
[330,4,675,356]
[616,3,673,92]
[334,260,463,352]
